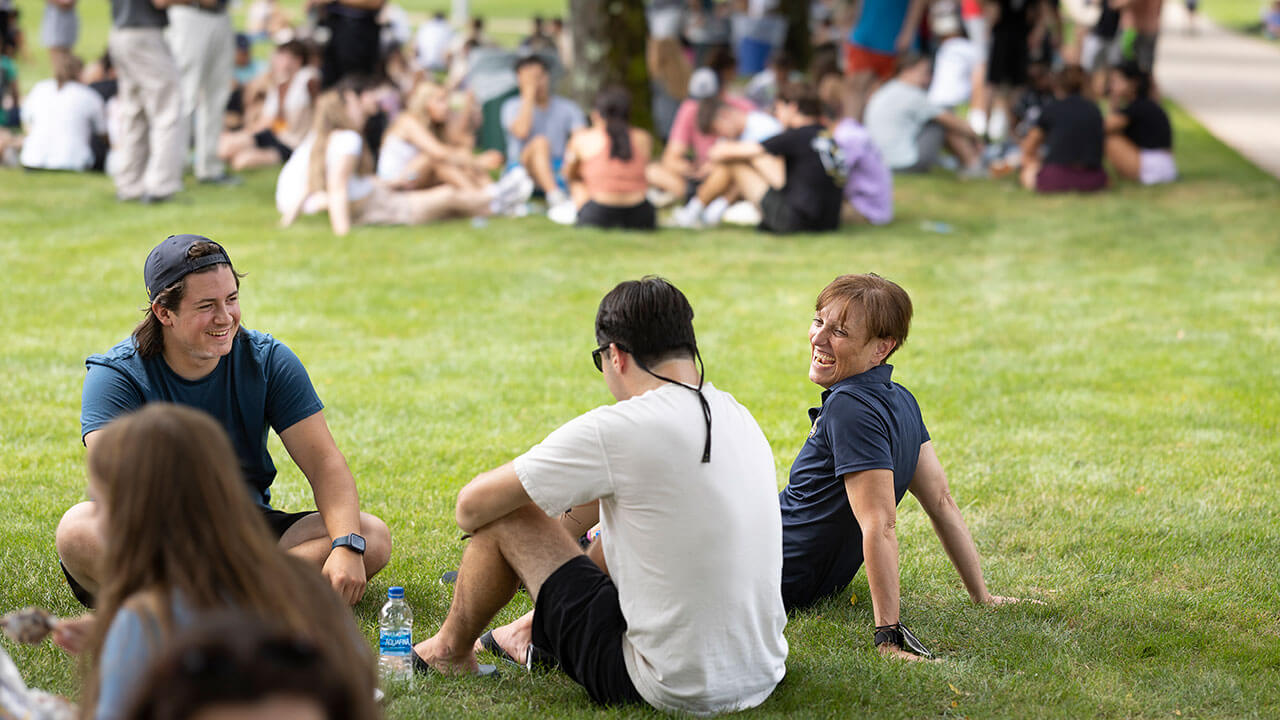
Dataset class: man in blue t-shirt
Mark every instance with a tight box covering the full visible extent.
[779,274,1029,661]
[55,234,391,607]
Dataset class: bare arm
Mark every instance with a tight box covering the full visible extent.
[508,81,538,141]
[455,461,535,533]
[279,411,367,603]
[707,139,766,163]
[934,110,980,140]
[1104,111,1129,134]
[896,0,928,52]
[908,442,992,602]
[845,468,901,628]
[1020,126,1044,160]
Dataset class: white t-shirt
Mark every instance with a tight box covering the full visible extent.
[740,110,783,144]
[928,37,980,108]
[275,129,375,216]
[514,382,788,716]
[19,79,105,171]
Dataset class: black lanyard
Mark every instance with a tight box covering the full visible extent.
[634,348,712,463]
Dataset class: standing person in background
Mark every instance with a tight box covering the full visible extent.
[843,0,928,119]
[40,0,78,67]
[1082,0,1127,96]
[414,10,452,74]
[316,0,385,89]
[167,0,237,185]
[1124,0,1163,71]
[107,0,184,203]
[550,17,571,70]
[982,0,1036,143]
[1103,60,1176,185]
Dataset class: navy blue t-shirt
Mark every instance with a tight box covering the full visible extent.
[778,364,929,611]
[81,328,324,507]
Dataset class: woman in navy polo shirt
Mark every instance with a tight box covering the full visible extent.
[778,274,1033,660]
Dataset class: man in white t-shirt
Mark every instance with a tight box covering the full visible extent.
[413,277,788,715]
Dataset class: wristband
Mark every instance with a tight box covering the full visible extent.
[873,622,933,658]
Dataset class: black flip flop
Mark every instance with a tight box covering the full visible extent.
[478,630,559,671]
[412,650,499,678]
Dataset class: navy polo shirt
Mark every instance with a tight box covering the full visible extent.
[778,364,929,611]
[81,328,324,507]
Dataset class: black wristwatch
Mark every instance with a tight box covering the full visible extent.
[874,622,933,658]
[331,533,366,555]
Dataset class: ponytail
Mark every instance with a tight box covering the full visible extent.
[594,87,633,161]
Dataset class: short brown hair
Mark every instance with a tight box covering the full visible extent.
[777,81,823,118]
[131,242,241,358]
[815,274,913,362]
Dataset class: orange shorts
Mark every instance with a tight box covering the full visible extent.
[844,43,896,81]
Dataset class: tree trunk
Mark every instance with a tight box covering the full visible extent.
[779,0,813,70]
[568,0,652,131]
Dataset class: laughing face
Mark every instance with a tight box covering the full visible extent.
[157,265,241,376]
[807,300,893,388]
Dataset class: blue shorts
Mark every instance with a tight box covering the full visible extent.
[506,155,567,193]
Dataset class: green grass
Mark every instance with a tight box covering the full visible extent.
[3,5,1280,710]
[1198,0,1276,33]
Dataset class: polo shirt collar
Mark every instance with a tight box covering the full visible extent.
[820,364,895,403]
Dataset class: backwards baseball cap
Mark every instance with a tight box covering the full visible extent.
[144,234,232,302]
[687,67,719,100]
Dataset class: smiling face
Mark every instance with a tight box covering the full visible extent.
[807,300,894,388]
[156,265,241,378]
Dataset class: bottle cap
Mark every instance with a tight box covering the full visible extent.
[388,586,405,599]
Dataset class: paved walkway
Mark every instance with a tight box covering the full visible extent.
[1064,0,1280,179]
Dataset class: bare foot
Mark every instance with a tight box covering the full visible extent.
[414,634,481,675]
[475,612,535,665]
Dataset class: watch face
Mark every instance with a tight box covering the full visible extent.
[351,534,366,554]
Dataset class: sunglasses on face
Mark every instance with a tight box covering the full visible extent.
[591,343,630,372]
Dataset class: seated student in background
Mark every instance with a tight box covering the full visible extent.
[558,86,656,230]
[671,94,782,228]
[1019,65,1108,193]
[650,50,754,204]
[377,82,500,192]
[124,614,378,720]
[832,113,894,226]
[20,51,105,171]
[779,274,1034,660]
[500,54,585,213]
[695,82,847,234]
[864,53,984,176]
[1103,60,1176,185]
[57,404,376,720]
[278,84,530,235]
[56,235,391,608]
[219,40,318,172]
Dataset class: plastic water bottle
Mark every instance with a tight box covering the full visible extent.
[378,586,413,683]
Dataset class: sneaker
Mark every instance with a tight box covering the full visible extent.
[701,197,730,227]
[646,187,677,208]
[494,167,535,216]
[671,202,703,229]
[547,201,577,225]
[721,201,762,226]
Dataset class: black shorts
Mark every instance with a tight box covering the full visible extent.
[761,188,814,234]
[576,200,656,231]
[262,508,314,538]
[253,129,293,161]
[531,555,644,707]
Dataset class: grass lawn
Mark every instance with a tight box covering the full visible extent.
[2,94,1278,717]
[1196,0,1276,33]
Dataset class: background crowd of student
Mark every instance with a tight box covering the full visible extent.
[0,0,1184,233]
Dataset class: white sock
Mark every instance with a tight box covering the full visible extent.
[702,197,730,226]
[547,188,568,207]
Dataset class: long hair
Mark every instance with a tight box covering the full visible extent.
[307,90,375,195]
[404,81,448,140]
[79,405,375,718]
[595,86,633,161]
[131,242,242,359]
